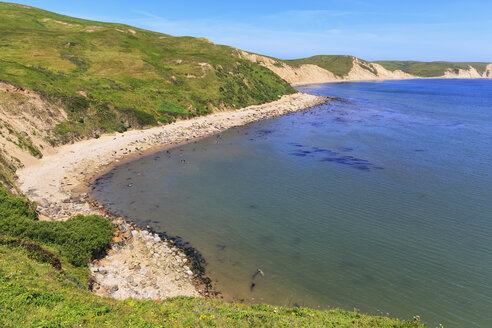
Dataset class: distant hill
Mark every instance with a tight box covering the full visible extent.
[240,53,492,85]
[373,61,491,77]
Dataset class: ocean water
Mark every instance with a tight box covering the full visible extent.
[92,79,492,328]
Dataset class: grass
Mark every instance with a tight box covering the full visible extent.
[0,245,426,328]
[0,2,295,143]
[373,61,490,77]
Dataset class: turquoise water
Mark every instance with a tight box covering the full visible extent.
[93,79,492,327]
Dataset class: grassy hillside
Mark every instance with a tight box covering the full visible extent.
[0,2,295,142]
[373,61,489,77]
[0,246,426,327]
[283,55,356,77]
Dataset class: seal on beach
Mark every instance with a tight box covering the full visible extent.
[252,268,264,279]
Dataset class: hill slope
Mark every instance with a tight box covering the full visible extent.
[0,2,294,142]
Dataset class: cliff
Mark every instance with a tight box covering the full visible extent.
[239,52,492,85]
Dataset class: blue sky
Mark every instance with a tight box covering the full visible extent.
[19,0,492,61]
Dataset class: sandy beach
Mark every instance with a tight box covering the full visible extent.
[16,92,328,300]
[18,92,327,220]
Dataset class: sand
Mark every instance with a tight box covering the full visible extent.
[18,92,327,220]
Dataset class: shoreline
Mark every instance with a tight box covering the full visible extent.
[17,92,329,300]
[291,76,492,87]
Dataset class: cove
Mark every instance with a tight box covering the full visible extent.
[92,79,492,328]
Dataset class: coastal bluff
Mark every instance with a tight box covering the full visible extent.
[240,51,492,85]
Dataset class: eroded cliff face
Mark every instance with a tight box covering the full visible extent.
[0,83,66,164]
[239,51,492,85]
[239,51,337,85]
[345,60,414,81]
[485,64,492,77]
[239,52,415,85]
[442,63,492,78]
[0,82,68,189]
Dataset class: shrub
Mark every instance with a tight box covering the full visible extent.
[0,186,113,266]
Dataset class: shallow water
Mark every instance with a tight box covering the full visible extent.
[93,79,492,328]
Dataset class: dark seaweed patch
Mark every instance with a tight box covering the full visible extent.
[290,144,382,171]
[320,155,374,171]
[312,147,338,156]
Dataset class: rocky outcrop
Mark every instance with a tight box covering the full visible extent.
[90,218,201,300]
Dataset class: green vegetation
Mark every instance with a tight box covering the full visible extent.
[283,55,356,77]
[0,244,425,327]
[0,185,113,266]
[0,2,295,142]
[0,235,63,270]
[374,61,490,77]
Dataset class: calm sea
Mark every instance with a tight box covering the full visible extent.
[92,79,492,328]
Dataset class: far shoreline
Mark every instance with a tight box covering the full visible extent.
[291,76,491,87]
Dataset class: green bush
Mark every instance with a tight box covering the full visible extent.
[0,185,37,220]
[0,186,113,266]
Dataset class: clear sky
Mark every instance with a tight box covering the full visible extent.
[18,0,492,62]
